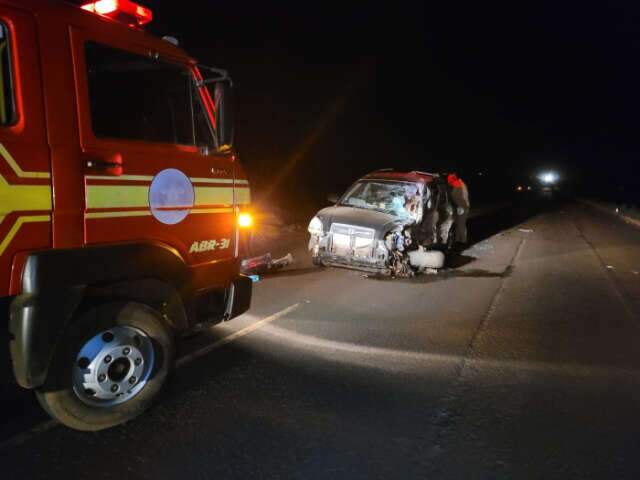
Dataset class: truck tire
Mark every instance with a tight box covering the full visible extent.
[36,302,174,431]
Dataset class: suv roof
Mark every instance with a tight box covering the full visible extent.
[362,170,437,184]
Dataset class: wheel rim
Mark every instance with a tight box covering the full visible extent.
[72,326,155,407]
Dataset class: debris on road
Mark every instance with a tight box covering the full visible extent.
[518,228,534,233]
[241,253,294,275]
[408,248,445,270]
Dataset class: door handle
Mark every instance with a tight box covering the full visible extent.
[84,153,123,176]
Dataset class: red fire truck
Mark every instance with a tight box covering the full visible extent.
[0,0,253,430]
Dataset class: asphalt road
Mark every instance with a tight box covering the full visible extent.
[1,199,640,479]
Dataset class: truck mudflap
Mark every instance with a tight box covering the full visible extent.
[224,275,252,321]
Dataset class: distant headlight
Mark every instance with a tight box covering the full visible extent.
[308,216,324,235]
[539,172,558,184]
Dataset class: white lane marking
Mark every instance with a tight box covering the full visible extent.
[0,304,300,451]
[176,303,301,368]
[0,419,58,452]
[257,322,640,380]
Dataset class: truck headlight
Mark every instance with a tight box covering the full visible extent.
[308,216,323,235]
[238,212,253,228]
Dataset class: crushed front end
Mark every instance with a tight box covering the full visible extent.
[308,175,453,277]
[309,222,395,275]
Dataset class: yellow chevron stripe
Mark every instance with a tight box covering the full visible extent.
[0,174,52,215]
[0,215,50,256]
[0,143,50,179]
[0,143,51,259]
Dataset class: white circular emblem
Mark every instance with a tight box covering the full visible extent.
[149,168,195,225]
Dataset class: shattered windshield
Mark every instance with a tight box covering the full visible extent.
[340,181,423,220]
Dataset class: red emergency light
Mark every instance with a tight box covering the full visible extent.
[81,0,153,27]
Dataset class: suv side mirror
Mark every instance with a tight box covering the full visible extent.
[214,81,234,151]
[327,193,339,204]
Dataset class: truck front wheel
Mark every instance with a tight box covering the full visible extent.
[36,302,174,431]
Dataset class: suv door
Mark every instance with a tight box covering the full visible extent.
[0,6,51,296]
[70,28,237,280]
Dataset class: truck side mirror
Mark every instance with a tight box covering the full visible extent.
[214,81,234,151]
[327,193,339,204]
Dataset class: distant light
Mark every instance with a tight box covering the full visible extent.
[527,186,532,191]
[516,185,523,192]
[539,172,558,184]
[238,212,252,228]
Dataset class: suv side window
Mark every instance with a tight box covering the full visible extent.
[0,22,17,126]
[85,42,215,148]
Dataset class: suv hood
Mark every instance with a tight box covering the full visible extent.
[316,205,409,238]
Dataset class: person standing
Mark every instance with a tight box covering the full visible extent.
[447,173,470,246]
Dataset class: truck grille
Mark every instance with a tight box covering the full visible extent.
[329,223,375,258]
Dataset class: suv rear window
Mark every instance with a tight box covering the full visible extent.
[85,42,214,148]
[0,22,17,126]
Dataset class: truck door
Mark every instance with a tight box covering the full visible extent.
[0,6,51,296]
[70,28,237,277]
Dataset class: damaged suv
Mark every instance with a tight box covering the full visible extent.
[308,170,456,276]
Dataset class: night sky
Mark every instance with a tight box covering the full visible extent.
[75,0,640,208]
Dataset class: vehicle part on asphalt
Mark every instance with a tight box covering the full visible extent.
[242,252,294,275]
[407,248,445,270]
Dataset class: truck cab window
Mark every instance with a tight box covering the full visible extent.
[85,42,214,148]
[0,23,17,126]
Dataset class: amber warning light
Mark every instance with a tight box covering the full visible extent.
[81,0,153,27]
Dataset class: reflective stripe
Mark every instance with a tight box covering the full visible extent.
[86,174,153,182]
[191,207,234,214]
[0,215,50,256]
[86,174,249,185]
[0,143,50,179]
[235,187,251,205]
[86,184,250,210]
[86,207,234,220]
[86,185,149,209]
[86,211,152,219]
[194,185,233,206]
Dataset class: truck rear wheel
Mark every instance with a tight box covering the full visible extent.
[36,302,174,431]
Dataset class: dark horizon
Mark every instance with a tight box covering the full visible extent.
[73,0,640,206]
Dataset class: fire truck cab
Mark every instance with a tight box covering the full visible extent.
[0,0,252,430]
